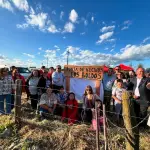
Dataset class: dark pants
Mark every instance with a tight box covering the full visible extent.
[133,99,148,126]
[83,109,92,123]
[30,94,38,110]
[11,94,15,109]
[52,84,63,94]
[55,105,64,116]
[103,90,112,112]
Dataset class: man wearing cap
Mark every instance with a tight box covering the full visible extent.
[52,65,65,94]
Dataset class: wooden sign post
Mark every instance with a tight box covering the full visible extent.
[64,65,104,95]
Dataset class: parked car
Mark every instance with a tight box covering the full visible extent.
[16,67,31,79]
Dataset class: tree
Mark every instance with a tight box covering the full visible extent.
[137,63,143,68]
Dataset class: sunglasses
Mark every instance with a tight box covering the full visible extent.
[115,69,119,70]
[57,68,61,69]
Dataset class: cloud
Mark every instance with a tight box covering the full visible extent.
[60,11,64,20]
[44,49,57,60]
[96,31,114,44]
[16,23,28,29]
[38,47,42,50]
[115,44,150,63]
[121,26,129,30]
[63,22,75,33]
[101,25,115,33]
[80,32,85,35]
[0,54,5,59]
[91,16,94,23]
[69,9,78,23]
[52,10,56,15]
[143,37,150,44]
[107,39,116,42]
[66,43,150,66]
[23,53,35,58]
[104,47,109,50]
[54,45,60,51]
[12,0,29,12]
[47,24,59,33]
[121,20,132,30]
[110,49,114,52]
[123,20,132,25]
[24,12,48,30]
[62,46,80,56]
[81,18,88,26]
[63,36,66,39]
[54,45,59,49]
[84,20,88,26]
[0,0,13,11]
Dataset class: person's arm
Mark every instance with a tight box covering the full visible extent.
[40,104,52,113]
[112,95,121,104]
[112,88,121,103]
[40,94,52,113]
[52,95,58,113]
[146,78,150,89]
[82,95,86,109]
[70,100,78,118]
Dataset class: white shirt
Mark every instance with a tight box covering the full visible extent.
[112,87,126,104]
[134,78,142,97]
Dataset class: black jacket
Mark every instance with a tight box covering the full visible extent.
[37,76,51,94]
[128,77,150,105]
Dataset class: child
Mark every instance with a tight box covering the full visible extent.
[56,86,68,116]
[91,99,103,131]
[61,92,78,125]
[112,79,126,124]
[57,86,68,105]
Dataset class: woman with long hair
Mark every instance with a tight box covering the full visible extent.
[37,69,51,95]
[82,85,100,123]
[26,69,40,109]
[62,92,78,125]
[0,68,14,114]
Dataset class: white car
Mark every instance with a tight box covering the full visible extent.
[16,67,31,79]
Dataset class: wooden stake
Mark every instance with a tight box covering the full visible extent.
[15,79,22,128]
[122,91,139,150]
[95,101,100,150]
[103,104,108,150]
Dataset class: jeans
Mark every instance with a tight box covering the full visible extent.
[0,94,11,114]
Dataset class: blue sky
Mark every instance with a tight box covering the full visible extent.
[0,0,150,69]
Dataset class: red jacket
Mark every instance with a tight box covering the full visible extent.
[62,99,78,124]
[12,75,26,92]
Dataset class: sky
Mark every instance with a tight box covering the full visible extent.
[0,0,150,69]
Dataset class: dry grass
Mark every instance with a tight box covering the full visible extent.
[0,95,150,150]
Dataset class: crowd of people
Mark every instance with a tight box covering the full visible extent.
[0,65,150,129]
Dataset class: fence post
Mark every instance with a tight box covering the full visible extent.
[122,91,139,150]
[15,79,22,128]
[103,104,108,150]
[95,101,100,150]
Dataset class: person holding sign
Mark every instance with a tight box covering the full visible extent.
[82,85,101,123]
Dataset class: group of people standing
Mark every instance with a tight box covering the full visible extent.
[103,66,150,125]
[0,65,150,128]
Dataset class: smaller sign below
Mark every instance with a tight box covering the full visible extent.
[64,65,104,80]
